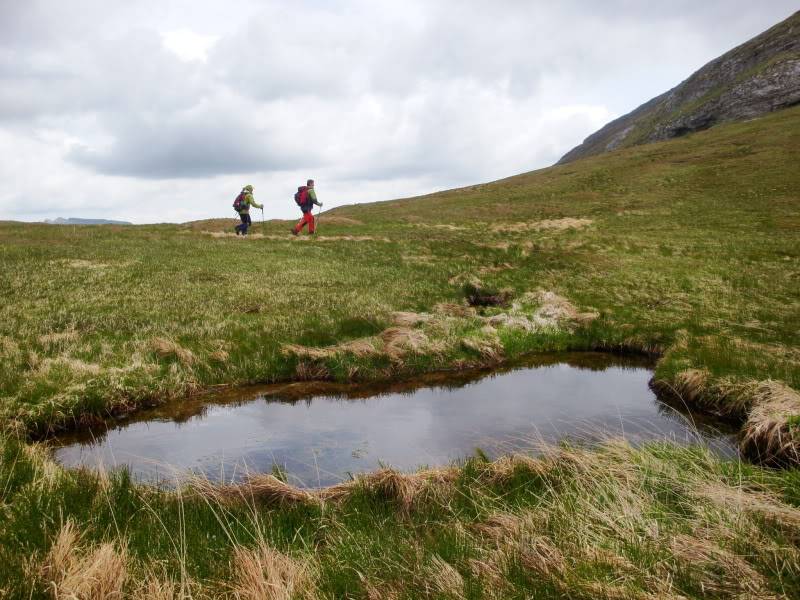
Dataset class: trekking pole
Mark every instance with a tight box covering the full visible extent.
[316,205,321,234]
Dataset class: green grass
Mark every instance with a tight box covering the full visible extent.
[2,436,800,598]
[0,106,799,597]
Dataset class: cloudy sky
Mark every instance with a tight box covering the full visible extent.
[1,1,796,223]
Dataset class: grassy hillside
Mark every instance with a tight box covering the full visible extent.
[2,105,798,449]
[1,106,799,598]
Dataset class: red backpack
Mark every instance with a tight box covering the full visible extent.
[294,186,308,207]
[233,190,247,212]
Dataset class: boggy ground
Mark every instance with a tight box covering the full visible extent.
[0,107,799,597]
[5,436,800,599]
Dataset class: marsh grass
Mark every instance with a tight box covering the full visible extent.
[1,107,799,595]
[2,433,800,598]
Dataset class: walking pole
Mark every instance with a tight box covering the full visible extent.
[316,205,321,234]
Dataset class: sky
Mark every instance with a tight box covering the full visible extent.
[0,1,796,223]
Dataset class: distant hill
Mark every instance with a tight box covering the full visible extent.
[44,217,132,225]
[558,10,800,164]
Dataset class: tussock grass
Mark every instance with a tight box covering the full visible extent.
[2,432,800,598]
[193,473,319,508]
[230,541,317,600]
[40,520,128,600]
[149,337,197,367]
[742,381,800,464]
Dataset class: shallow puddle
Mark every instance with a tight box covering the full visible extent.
[53,353,738,487]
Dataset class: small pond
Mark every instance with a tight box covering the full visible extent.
[53,353,738,487]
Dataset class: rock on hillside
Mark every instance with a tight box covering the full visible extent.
[558,11,800,164]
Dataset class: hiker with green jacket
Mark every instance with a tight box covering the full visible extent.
[233,185,262,236]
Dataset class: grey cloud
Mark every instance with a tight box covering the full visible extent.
[1,0,798,219]
[68,108,311,178]
[0,28,205,122]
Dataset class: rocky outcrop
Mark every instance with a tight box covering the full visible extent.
[558,11,800,164]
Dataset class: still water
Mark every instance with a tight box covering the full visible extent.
[53,353,737,487]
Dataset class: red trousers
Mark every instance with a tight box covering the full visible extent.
[294,212,315,234]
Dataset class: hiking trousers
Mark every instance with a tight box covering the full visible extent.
[236,212,252,235]
[294,211,315,234]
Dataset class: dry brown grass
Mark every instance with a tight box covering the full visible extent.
[460,440,800,598]
[425,555,465,599]
[472,512,568,593]
[293,361,331,381]
[658,372,800,464]
[670,533,769,597]
[36,356,103,377]
[477,453,552,486]
[38,330,79,350]
[518,535,567,580]
[194,474,318,508]
[22,443,62,490]
[149,337,196,366]
[447,273,484,287]
[472,512,525,541]
[230,541,317,600]
[477,262,513,274]
[434,302,477,318]
[61,258,110,269]
[401,253,437,265]
[132,571,196,600]
[0,334,20,358]
[200,230,389,242]
[412,223,467,231]
[696,481,800,530]
[362,580,403,600]
[390,311,432,327]
[461,333,504,362]
[491,217,593,233]
[283,318,449,367]
[380,327,443,360]
[287,235,390,242]
[532,290,599,326]
[322,467,459,512]
[741,381,800,464]
[282,338,379,360]
[209,349,230,363]
[40,520,128,600]
[665,369,711,405]
[319,215,363,225]
[483,289,598,334]
[202,230,265,239]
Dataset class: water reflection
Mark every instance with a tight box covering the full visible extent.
[52,353,738,487]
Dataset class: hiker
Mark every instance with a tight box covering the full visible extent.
[233,185,262,236]
[291,179,322,235]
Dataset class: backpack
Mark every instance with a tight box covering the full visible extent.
[294,186,308,207]
[233,190,247,212]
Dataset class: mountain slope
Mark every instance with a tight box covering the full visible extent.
[558,10,800,164]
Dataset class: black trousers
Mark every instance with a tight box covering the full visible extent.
[236,212,252,234]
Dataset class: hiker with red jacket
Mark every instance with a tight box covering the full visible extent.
[291,179,322,235]
[233,184,263,236]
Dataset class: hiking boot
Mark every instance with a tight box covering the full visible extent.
[290,228,298,236]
